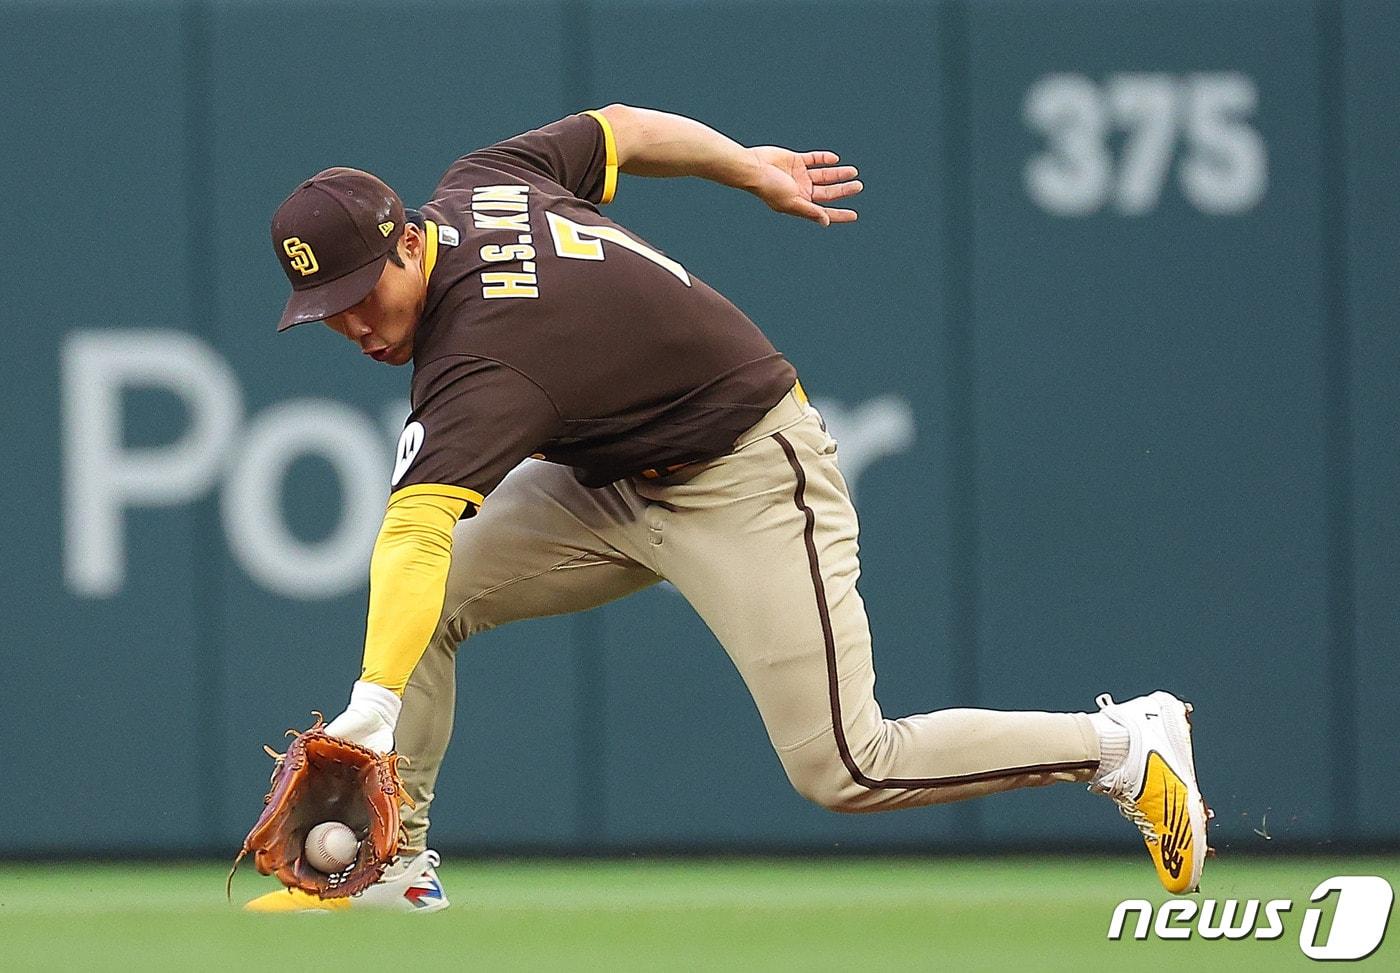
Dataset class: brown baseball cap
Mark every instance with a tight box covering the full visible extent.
[271,167,406,331]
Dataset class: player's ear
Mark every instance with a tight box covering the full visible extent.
[400,221,424,262]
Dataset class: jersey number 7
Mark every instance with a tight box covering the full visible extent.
[546,211,692,286]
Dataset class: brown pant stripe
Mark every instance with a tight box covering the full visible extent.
[771,432,1099,790]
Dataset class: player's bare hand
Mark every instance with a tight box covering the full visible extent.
[747,146,861,227]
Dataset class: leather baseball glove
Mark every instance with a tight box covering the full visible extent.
[228,713,413,900]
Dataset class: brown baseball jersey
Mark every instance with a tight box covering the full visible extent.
[391,111,797,508]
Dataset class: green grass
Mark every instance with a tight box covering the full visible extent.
[0,856,1394,970]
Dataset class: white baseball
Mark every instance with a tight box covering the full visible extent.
[304,821,360,873]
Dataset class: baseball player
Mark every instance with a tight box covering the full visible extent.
[247,106,1209,912]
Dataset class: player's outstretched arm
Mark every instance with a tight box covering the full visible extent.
[322,491,467,753]
[597,103,862,226]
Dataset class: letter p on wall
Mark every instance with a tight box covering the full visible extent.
[61,330,243,597]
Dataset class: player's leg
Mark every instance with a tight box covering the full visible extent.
[643,390,1100,811]
[396,459,660,855]
[647,391,1208,891]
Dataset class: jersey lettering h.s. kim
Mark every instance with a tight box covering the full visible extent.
[391,110,797,510]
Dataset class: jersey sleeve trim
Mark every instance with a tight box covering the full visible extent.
[422,219,441,284]
[583,109,619,204]
[388,482,485,509]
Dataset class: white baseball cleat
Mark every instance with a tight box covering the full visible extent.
[1088,692,1213,894]
[243,850,450,913]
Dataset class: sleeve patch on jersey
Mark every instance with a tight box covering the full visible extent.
[391,421,426,486]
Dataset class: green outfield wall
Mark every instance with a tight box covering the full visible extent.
[2,0,1396,856]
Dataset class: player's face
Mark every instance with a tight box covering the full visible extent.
[323,228,427,366]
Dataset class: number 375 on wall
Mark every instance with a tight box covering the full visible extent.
[1023,73,1266,216]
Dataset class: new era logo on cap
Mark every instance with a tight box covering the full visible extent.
[378,221,394,237]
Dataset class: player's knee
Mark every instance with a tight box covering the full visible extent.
[805,783,872,814]
[782,749,874,814]
[439,602,499,645]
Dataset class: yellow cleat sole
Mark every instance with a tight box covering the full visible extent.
[244,888,351,913]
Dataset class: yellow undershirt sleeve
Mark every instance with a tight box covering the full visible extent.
[359,490,471,694]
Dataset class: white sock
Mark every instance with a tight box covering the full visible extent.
[380,852,423,879]
[1089,711,1130,780]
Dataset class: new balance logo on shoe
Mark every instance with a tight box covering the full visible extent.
[404,876,445,909]
[1158,769,1192,879]
[1160,832,1185,878]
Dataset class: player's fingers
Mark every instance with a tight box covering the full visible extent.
[778,196,831,226]
[822,207,859,224]
[812,180,863,202]
[801,150,840,167]
[809,165,858,186]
